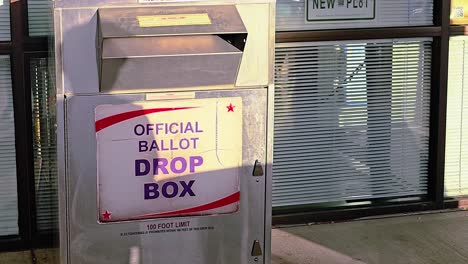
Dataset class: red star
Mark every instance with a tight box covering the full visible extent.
[102,210,112,220]
[227,103,235,112]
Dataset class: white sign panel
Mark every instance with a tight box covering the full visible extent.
[306,0,375,22]
[95,98,242,222]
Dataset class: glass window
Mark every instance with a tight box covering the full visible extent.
[31,57,58,232]
[273,38,432,207]
[445,37,468,196]
[28,0,52,37]
[0,56,18,235]
[277,0,434,31]
[0,1,11,41]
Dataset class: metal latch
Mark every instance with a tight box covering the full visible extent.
[252,160,264,177]
[251,240,263,256]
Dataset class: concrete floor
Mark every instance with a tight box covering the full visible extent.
[272,210,468,264]
[3,210,468,264]
[0,249,58,264]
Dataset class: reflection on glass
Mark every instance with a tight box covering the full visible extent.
[0,1,11,41]
[451,0,468,24]
[31,57,58,232]
[445,37,468,196]
[28,0,52,37]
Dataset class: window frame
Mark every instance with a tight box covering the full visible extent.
[0,0,51,252]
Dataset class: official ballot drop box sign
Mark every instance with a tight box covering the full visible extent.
[96,98,242,221]
[55,1,275,263]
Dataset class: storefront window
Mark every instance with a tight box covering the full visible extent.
[0,1,10,41]
[273,39,431,207]
[0,56,18,236]
[445,37,468,196]
[28,0,52,37]
[30,57,58,232]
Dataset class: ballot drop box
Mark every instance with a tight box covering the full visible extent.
[54,0,275,263]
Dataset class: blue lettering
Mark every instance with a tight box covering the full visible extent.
[171,157,187,174]
[169,123,178,134]
[184,122,194,133]
[135,159,150,176]
[153,158,169,175]
[150,140,160,151]
[189,156,203,173]
[139,141,148,152]
[195,122,203,133]
[162,182,179,198]
[137,156,204,176]
[134,124,145,136]
[144,181,196,199]
[179,180,195,197]
[144,183,159,199]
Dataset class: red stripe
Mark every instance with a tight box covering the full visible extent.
[136,192,240,219]
[95,107,194,132]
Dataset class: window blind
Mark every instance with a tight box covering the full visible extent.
[277,0,434,31]
[0,1,10,41]
[273,39,431,207]
[0,56,18,235]
[445,37,468,196]
[28,0,52,37]
[31,57,58,232]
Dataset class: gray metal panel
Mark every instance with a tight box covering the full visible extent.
[101,53,242,91]
[264,5,275,264]
[55,0,137,8]
[65,89,267,264]
[102,35,241,58]
[96,5,247,91]
[61,8,100,95]
[54,0,275,8]
[57,96,68,264]
[100,35,243,91]
[55,7,68,263]
[59,7,247,94]
[98,5,247,38]
[54,8,64,96]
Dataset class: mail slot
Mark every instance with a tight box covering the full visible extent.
[55,0,274,264]
[97,6,248,92]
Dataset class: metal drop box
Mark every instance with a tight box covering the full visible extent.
[54,0,275,264]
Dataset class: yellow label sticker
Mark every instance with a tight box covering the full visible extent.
[137,13,212,27]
